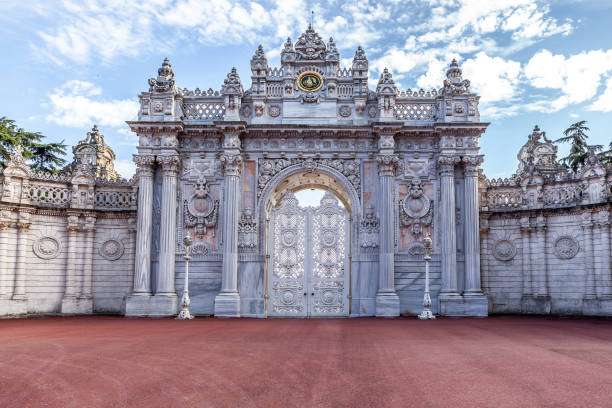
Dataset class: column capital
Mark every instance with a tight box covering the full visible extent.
[220,153,243,177]
[67,214,80,232]
[16,221,30,231]
[157,154,180,176]
[535,214,546,231]
[463,155,484,176]
[594,209,610,228]
[479,215,489,233]
[84,215,97,231]
[581,211,594,229]
[134,154,156,177]
[376,154,400,177]
[438,155,460,176]
[519,216,532,232]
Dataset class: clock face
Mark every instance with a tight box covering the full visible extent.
[297,71,323,92]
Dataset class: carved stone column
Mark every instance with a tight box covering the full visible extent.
[479,215,490,295]
[156,154,179,307]
[80,215,96,312]
[12,213,30,302]
[131,155,155,295]
[533,214,550,313]
[582,212,596,299]
[595,210,612,299]
[215,152,243,317]
[520,216,532,298]
[61,214,80,313]
[0,217,11,299]
[375,153,400,316]
[438,155,459,297]
[463,156,485,298]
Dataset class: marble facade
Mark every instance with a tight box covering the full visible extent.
[1,27,610,318]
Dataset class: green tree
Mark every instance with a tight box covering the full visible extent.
[599,141,612,167]
[0,116,67,172]
[554,120,602,172]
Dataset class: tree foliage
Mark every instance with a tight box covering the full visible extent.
[0,117,67,172]
[554,120,602,172]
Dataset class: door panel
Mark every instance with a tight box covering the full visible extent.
[268,191,349,317]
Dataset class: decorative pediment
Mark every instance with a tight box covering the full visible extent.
[294,25,326,61]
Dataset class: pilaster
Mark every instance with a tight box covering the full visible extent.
[215,126,244,317]
[79,215,96,314]
[0,211,26,315]
[438,155,460,298]
[0,215,11,299]
[61,214,81,313]
[582,212,596,300]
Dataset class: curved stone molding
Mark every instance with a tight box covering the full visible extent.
[99,238,125,261]
[32,236,62,259]
[554,235,579,259]
[493,239,516,261]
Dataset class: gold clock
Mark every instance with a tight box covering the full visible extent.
[297,71,323,92]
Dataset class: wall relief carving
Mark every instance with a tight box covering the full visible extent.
[399,178,432,237]
[359,205,379,251]
[184,178,219,237]
[493,239,516,261]
[554,235,579,259]
[258,158,361,198]
[191,240,211,256]
[238,208,257,252]
[32,236,62,259]
[99,238,125,261]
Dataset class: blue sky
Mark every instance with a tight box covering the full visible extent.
[1,0,611,179]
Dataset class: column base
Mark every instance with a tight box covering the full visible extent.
[0,299,27,316]
[214,292,241,317]
[375,292,400,317]
[440,293,488,316]
[582,297,612,316]
[61,296,93,314]
[124,294,177,317]
[520,295,551,314]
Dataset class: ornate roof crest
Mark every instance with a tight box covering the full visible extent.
[376,68,398,96]
[516,125,564,177]
[442,59,470,95]
[326,37,339,61]
[221,67,244,96]
[251,45,268,72]
[352,46,368,70]
[280,37,296,63]
[68,125,120,181]
[148,58,175,93]
[294,25,326,60]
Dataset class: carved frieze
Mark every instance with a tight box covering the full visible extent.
[257,158,361,198]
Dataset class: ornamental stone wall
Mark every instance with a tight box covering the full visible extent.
[480,126,612,316]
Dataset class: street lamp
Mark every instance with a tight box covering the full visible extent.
[176,234,194,320]
[418,234,435,320]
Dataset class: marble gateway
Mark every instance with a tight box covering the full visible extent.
[1,27,611,318]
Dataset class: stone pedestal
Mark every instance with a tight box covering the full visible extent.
[521,295,551,314]
[125,294,177,317]
[441,294,488,317]
[0,299,27,315]
[61,297,94,314]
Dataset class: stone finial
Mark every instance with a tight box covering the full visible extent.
[442,59,470,95]
[326,37,339,61]
[250,45,268,72]
[352,46,368,70]
[68,125,120,181]
[516,125,563,178]
[221,67,244,96]
[148,57,175,93]
[294,25,326,60]
[7,145,27,167]
[376,68,398,96]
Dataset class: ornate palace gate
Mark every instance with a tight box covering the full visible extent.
[267,191,350,317]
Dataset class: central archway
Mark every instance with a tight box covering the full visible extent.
[256,163,361,317]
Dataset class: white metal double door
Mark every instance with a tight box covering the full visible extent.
[268,191,349,317]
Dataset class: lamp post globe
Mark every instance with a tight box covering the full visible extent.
[418,234,435,320]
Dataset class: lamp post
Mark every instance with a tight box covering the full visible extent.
[176,234,194,320]
[418,235,435,320]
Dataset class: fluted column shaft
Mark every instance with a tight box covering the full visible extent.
[157,155,179,295]
[582,213,596,299]
[439,156,458,294]
[596,210,612,298]
[0,220,10,298]
[132,155,155,295]
[479,218,489,295]
[520,217,532,297]
[64,215,79,299]
[535,216,548,297]
[376,154,399,295]
[13,218,30,301]
[463,158,483,295]
[220,154,242,294]
[81,216,95,299]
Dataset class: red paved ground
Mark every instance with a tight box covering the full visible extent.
[0,317,611,408]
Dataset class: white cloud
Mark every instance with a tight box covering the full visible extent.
[588,77,612,112]
[45,80,139,128]
[462,52,521,103]
[525,49,612,111]
[115,159,136,179]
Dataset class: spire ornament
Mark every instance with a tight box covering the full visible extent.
[148,58,175,93]
[442,59,470,95]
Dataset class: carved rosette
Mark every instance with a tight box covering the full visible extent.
[33,236,62,259]
[376,154,400,177]
[493,239,517,261]
[99,238,125,261]
[220,154,243,177]
[554,235,579,259]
